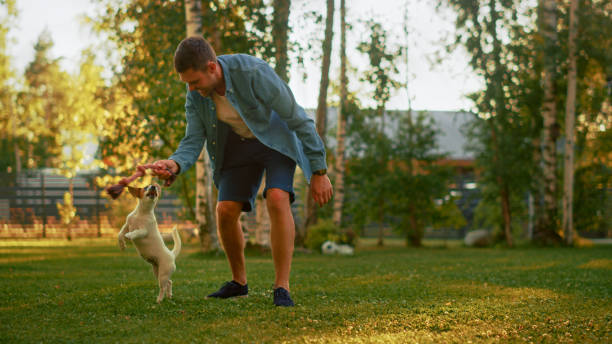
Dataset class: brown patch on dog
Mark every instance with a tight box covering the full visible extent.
[128,186,144,199]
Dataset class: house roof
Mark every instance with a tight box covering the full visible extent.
[306,108,474,160]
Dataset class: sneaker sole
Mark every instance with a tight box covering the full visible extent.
[206,295,248,299]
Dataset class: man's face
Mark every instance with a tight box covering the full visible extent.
[179,63,217,98]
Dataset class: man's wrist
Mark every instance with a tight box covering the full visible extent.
[169,159,180,174]
[312,169,327,176]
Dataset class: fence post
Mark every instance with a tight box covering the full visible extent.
[96,183,101,237]
[41,172,46,238]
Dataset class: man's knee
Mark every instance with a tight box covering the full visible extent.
[216,201,242,224]
[266,188,290,213]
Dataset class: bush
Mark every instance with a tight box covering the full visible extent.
[304,219,341,252]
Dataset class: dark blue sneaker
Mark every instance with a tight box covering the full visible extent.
[207,281,248,299]
[273,287,294,307]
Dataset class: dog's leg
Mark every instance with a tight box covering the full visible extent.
[152,263,159,279]
[156,263,175,303]
[166,280,173,299]
[157,285,165,303]
[124,228,148,240]
[157,276,169,303]
[118,223,128,250]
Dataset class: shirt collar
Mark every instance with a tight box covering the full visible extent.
[217,55,233,95]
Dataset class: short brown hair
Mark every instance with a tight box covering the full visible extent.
[174,36,217,73]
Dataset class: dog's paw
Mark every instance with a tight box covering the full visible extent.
[118,235,126,250]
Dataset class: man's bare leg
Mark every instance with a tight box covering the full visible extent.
[216,201,247,286]
[266,188,295,291]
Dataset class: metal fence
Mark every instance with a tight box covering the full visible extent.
[0,171,184,238]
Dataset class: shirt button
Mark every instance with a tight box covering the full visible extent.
[212,124,216,128]
[212,141,216,145]
[211,156,215,160]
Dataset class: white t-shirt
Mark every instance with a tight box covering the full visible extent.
[211,92,255,139]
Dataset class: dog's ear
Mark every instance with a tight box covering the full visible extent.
[128,186,144,199]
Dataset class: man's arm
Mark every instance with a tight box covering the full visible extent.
[167,90,207,174]
[251,63,327,173]
[252,63,332,205]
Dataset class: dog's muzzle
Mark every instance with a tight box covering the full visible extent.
[145,185,158,199]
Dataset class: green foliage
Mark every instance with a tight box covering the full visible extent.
[343,20,408,243]
[304,219,341,252]
[0,0,16,173]
[442,0,612,242]
[356,19,403,113]
[346,109,454,246]
[432,197,468,230]
[472,190,528,241]
[57,192,77,226]
[88,0,277,210]
[0,20,109,175]
[388,113,455,246]
[574,163,612,233]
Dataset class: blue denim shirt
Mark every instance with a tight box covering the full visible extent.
[169,54,326,186]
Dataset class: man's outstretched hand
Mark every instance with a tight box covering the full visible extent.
[140,160,179,187]
[310,174,333,207]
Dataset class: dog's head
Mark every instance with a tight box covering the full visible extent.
[128,183,161,206]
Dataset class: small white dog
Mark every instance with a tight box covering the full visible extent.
[118,183,181,303]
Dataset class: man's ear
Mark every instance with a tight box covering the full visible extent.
[128,186,144,199]
[207,60,217,73]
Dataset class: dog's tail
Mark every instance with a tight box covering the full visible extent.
[171,226,182,258]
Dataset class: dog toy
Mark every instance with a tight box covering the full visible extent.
[106,165,177,199]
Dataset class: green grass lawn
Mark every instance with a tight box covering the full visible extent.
[0,239,610,343]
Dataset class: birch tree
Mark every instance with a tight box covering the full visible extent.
[562,0,578,245]
[273,0,291,82]
[332,0,347,226]
[186,0,219,252]
[304,0,334,230]
[535,0,563,244]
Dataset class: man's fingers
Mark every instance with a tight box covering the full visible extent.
[313,190,332,207]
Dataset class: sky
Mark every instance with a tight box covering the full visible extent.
[7,0,482,112]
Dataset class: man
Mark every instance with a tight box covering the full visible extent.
[149,36,332,307]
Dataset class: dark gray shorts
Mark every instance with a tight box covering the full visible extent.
[218,130,296,212]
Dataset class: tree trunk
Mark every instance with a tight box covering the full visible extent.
[332,0,347,227]
[67,178,73,241]
[272,0,291,82]
[499,180,513,246]
[13,141,21,175]
[252,0,291,247]
[305,0,334,231]
[375,102,387,247]
[489,0,514,247]
[407,213,422,247]
[315,0,334,148]
[562,0,578,246]
[41,172,47,238]
[490,120,513,247]
[377,201,385,246]
[186,0,219,252]
[535,0,562,244]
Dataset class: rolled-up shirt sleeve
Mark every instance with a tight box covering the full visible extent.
[169,90,206,174]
